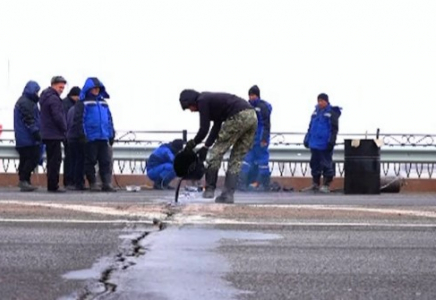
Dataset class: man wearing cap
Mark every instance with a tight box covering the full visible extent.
[179,89,257,204]
[304,93,342,193]
[74,77,116,192]
[40,76,68,192]
[62,86,81,189]
[239,85,273,191]
[146,139,184,189]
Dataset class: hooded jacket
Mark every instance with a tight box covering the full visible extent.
[73,77,115,142]
[39,87,67,140]
[62,96,76,116]
[182,91,252,147]
[146,140,184,171]
[14,81,41,147]
[304,104,342,151]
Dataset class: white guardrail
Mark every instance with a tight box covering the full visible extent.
[0,143,435,164]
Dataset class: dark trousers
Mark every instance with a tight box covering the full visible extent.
[63,141,72,187]
[69,141,86,188]
[310,149,334,184]
[85,140,111,186]
[17,145,40,183]
[43,140,63,191]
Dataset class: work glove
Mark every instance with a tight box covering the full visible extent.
[109,138,115,146]
[326,142,335,152]
[184,139,197,152]
[197,146,208,162]
[32,131,42,142]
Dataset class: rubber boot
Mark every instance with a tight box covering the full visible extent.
[101,173,117,192]
[238,172,250,192]
[258,174,271,192]
[162,179,175,190]
[153,180,164,190]
[203,168,218,199]
[215,173,237,204]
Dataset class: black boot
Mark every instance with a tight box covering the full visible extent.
[258,174,271,192]
[153,180,164,190]
[101,172,116,192]
[203,168,218,199]
[238,172,250,192]
[215,172,237,204]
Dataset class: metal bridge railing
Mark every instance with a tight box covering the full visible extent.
[0,130,436,178]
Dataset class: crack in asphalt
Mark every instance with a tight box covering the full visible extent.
[75,224,167,300]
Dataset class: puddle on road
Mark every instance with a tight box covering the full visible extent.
[62,257,112,280]
[109,226,282,300]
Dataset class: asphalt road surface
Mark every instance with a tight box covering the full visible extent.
[0,189,435,300]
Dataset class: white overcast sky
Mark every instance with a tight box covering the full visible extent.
[0,0,435,134]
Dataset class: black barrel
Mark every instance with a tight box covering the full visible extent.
[344,139,381,194]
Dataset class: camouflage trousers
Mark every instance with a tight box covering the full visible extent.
[207,109,257,174]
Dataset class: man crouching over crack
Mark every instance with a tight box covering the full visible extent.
[180,89,257,204]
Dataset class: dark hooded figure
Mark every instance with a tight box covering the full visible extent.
[146,139,184,189]
[62,86,81,189]
[74,77,116,192]
[13,81,42,192]
[179,89,257,204]
[304,93,342,193]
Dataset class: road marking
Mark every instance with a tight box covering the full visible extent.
[0,217,435,228]
[244,204,436,219]
[0,200,166,219]
[1,201,436,227]
[0,218,153,224]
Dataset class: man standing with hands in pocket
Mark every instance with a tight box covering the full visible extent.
[39,76,68,193]
[304,93,341,193]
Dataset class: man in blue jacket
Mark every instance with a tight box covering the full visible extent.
[304,93,342,193]
[146,139,184,189]
[13,81,42,192]
[239,85,272,191]
[74,77,116,192]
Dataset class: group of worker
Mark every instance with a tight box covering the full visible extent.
[13,76,116,193]
[13,76,340,201]
[146,86,341,203]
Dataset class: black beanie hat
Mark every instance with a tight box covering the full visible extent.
[68,86,81,97]
[248,85,260,98]
[171,139,184,153]
[317,93,329,102]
